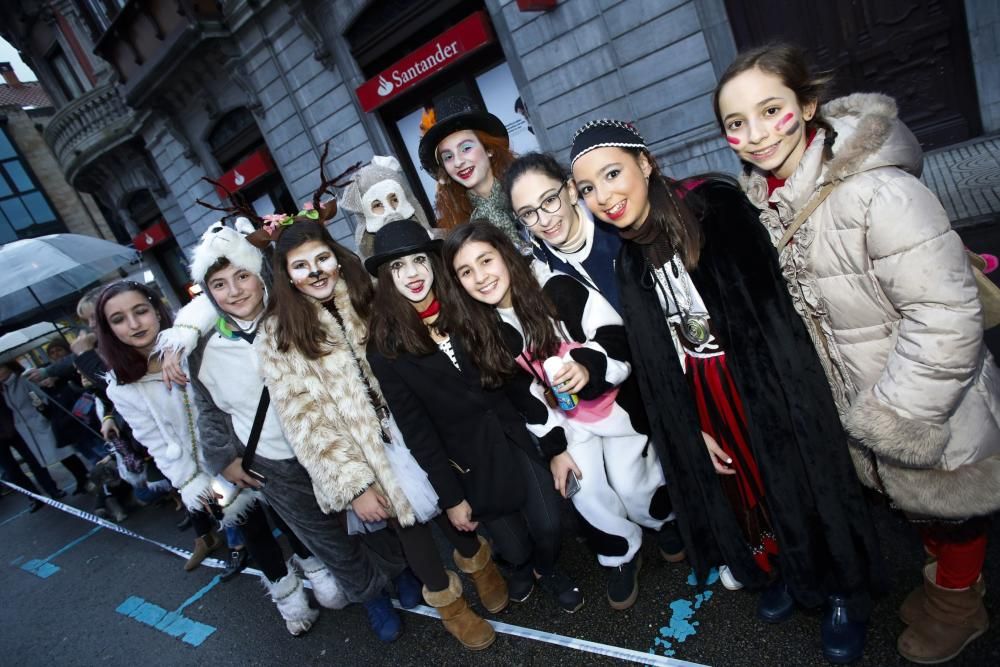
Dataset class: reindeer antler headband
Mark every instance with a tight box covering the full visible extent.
[195,143,362,248]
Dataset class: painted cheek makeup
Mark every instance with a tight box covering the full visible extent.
[726,136,741,145]
[775,112,800,135]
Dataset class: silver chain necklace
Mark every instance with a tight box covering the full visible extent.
[649,256,711,346]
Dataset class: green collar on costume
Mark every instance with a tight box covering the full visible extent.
[216,317,240,340]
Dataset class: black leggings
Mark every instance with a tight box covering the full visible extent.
[481,445,562,575]
[59,453,90,487]
[190,501,313,582]
[393,514,481,592]
[240,502,312,582]
[189,508,215,539]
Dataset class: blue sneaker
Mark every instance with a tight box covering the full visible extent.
[394,568,423,609]
[363,593,402,642]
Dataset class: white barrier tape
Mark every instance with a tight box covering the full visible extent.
[397,600,705,666]
[2,481,706,667]
[2,481,229,567]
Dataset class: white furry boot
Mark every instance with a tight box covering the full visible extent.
[266,571,319,636]
[294,555,348,610]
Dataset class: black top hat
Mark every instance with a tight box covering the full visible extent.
[364,219,443,275]
[417,96,508,173]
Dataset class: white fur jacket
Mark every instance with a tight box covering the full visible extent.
[105,370,258,525]
[741,93,1000,519]
[255,279,416,525]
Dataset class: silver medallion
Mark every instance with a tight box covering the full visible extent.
[681,315,711,346]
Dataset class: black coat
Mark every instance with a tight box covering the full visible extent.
[618,180,883,613]
[367,334,540,521]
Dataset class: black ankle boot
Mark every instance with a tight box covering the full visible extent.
[756,578,794,623]
[821,595,866,664]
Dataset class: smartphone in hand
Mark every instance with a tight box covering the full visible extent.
[246,469,267,485]
[565,471,582,499]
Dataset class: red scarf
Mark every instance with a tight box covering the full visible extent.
[418,299,440,320]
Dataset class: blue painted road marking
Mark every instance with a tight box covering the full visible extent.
[116,575,221,647]
[651,568,720,658]
[17,526,101,578]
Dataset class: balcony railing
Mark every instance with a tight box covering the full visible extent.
[44,83,138,187]
[93,0,227,106]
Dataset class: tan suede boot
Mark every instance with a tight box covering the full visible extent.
[184,532,222,571]
[423,571,496,651]
[453,535,509,614]
[897,563,989,664]
[899,574,986,625]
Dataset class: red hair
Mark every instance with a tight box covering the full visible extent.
[433,130,516,229]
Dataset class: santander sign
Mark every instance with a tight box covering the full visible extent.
[356,11,494,112]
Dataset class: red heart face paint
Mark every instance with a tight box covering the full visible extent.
[726,135,741,145]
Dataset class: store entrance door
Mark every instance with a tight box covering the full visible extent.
[724,0,982,149]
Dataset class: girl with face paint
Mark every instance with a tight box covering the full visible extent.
[416,97,527,251]
[258,219,503,650]
[570,118,885,664]
[366,219,584,619]
[714,44,1000,664]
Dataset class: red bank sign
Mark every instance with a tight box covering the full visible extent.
[356,11,495,112]
[132,219,173,252]
[215,147,276,198]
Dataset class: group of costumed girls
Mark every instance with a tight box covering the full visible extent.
[90,42,997,666]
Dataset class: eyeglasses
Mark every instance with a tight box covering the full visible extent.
[516,183,566,227]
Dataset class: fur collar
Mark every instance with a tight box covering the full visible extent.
[821,92,903,183]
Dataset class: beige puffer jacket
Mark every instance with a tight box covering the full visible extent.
[741,92,1000,520]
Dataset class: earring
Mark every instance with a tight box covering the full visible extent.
[437,177,447,185]
[487,151,494,157]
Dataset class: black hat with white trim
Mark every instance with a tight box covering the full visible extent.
[569,119,646,167]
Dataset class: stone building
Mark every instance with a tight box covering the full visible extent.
[1,0,996,302]
[0,61,111,245]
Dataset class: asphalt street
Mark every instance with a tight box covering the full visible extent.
[1,471,998,667]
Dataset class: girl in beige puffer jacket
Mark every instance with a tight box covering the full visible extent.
[715,43,999,665]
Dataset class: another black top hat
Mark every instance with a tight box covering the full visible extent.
[417,96,508,173]
[364,219,443,275]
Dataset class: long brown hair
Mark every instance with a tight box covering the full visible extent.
[265,221,374,359]
[712,42,835,160]
[434,131,516,229]
[369,251,466,359]
[621,146,704,270]
[441,222,559,388]
[95,281,174,384]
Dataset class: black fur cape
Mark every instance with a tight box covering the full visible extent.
[617,179,884,616]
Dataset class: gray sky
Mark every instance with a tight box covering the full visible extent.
[0,37,38,82]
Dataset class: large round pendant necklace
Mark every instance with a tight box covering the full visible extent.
[651,255,711,346]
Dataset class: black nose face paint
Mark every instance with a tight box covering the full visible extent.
[308,270,323,279]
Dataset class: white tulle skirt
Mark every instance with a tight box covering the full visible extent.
[346,414,441,535]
